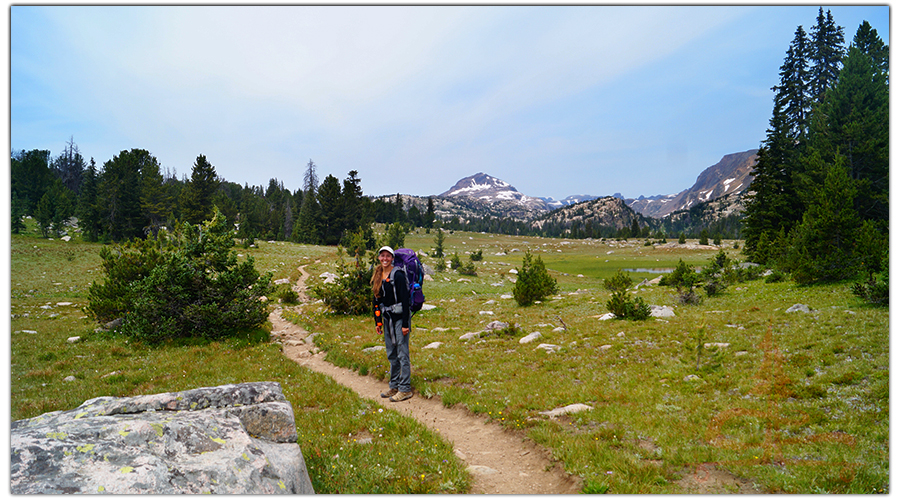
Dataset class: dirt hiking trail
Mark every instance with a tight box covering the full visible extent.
[270,265,761,494]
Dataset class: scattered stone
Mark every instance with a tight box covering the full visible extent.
[599,345,613,351]
[66,336,81,343]
[420,304,437,311]
[519,332,543,344]
[273,278,291,285]
[63,376,77,382]
[11,382,313,494]
[735,351,749,357]
[319,272,339,284]
[479,311,494,315]
[56,302,73,307]
[458,278,472,283]
[101,371,121,379]
[704,343,731,349]
[683,374,701,382]
[597,313,616,321]
[786,304,811,313]
[484,300,496,305]
[500,294,513,299]
[508,269,518,274]
[22,330,37,334]
[468,465,499,475]
[539,403,593,418]
[459,332,481,341]
[484,321,509,331]
[650,305,675,318]
[534,344,561,353]
[433,327,450,332]
[423,342,443,349]
[552,327,565,332]
[363,346,385,353]
[61,235,71,242]
[616,332,625,337]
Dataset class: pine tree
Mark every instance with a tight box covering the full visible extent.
[774,26,811,141]
[340,170,364,238]
[77,158,102,242]
[11,149,52,214]
[852,20,889,76]
[294,160,320,244]
[424,196,436,231]
[139,157,170,238]
[318,174,343,245]
[99,149,153,241]
[783,156,862,284]
[807,41,889,224]
[52,137,85,195]
[809,7,845,104]
[180,154,219,225]
[742,105,804,263]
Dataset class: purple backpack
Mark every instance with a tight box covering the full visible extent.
[392,248,425,313]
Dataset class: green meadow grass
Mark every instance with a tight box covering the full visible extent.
[9,222,469,494]
[291,228,889,494]
[10,222,888,493]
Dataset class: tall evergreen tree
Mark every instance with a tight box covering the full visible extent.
[11,149,52,214]
[807,37,889,225]
[294,159,321,244]
[424,196,436,230]
[99,149,154,241]
[52,137,85,195]
[774,26,812,141]
[852,20,889,76]
[317,174,343,245]
[743,65,807,262]
[180,154,219,225]
[77,158,102,242]
[340,170,364,235]
[809,7,845,104]
[34,178,74,238]
[140,158,170,237]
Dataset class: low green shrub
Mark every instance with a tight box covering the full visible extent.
[606,291,651,320]
[512,251,558,306]
[86,209,273,342]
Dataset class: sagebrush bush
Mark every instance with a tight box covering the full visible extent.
[470,249,483,261]
[86,209,273,342]
[275,285,300,304]
[512,251,558,306]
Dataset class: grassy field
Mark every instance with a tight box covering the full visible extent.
[295,228,889,494]
[10,222,889,493]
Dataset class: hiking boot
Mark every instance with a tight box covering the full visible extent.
[381,388,398,399]
[389,391,413,402]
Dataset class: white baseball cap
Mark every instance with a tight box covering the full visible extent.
[378,246,394,256]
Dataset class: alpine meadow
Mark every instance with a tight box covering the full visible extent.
[10,8,888,494]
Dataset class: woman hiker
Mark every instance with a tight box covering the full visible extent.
[372,246,413,402]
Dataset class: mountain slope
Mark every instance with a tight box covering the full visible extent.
[626,149,758,218]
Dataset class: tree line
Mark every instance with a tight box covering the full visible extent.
[11,145,438,248]
[741,9,888,287]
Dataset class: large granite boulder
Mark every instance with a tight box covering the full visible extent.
[10,382,315,494]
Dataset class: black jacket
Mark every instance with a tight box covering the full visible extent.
[373,267,410,329]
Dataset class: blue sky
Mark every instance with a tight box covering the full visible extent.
[9,5,890,200]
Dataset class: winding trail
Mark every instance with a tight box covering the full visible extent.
[269,265,582,494]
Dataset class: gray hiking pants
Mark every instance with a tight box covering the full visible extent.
[382,311,411,393]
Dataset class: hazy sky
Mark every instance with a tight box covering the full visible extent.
[10,5,890,200]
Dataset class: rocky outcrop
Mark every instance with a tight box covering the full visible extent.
[10,382,314,494]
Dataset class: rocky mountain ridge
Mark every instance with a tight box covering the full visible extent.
[431,149,757,221]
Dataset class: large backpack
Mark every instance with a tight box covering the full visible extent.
[391,248,425,313]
